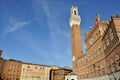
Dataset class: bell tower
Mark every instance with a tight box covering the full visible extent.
[69,6,82,70]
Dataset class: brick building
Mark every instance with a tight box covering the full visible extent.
[0,58,5,79]
[50,68,72,80]
[0,50,4,79]
[69,6,120,80]
[1,59,22,80]
[0,50,4,76]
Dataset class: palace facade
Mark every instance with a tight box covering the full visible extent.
[69,6,120,80]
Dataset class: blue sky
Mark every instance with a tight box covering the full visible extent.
[0,0,120,68]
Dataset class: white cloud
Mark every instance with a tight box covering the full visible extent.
[84,44,86,49]
[32,0,72,67]
[4,21,31,34]
[36,0,70,40]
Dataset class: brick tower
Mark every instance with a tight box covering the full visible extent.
[69,6,82,71]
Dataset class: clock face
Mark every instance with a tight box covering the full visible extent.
[73,56,75,61]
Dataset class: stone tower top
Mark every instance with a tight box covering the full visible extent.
[69,6,81,27]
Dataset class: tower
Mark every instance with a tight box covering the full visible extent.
[69,6,82,70]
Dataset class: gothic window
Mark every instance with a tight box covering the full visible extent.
[107,62,111,73]
[116,55,120,61]
[116,55,120,67]
[90,37,94,45]
[110,32,114,40]
[106,35,110,46]
[111,59,115,67]
[103,41,106,50]
[106,38,110,46]
[109,28,114,40]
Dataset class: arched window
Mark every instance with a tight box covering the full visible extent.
[116,55,120,67]
[74,11,76,15]
[109,28,114,40]
[100,66,105,75]
[107,62,111,73]
[103,41,107,50]
[110,33,114,40]
[90,37,94,45]
[116,55,120,61]
[111,59,115,67]
[106,38,110,46]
